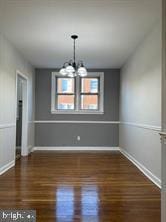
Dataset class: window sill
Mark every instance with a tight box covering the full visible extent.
[51,110,104,115]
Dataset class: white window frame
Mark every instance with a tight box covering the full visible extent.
[51,72,104,114]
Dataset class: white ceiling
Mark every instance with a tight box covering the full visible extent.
[0,0,161,69]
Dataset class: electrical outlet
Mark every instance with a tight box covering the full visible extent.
[77,136,80,141]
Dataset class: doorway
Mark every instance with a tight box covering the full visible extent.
[15,71,28,159]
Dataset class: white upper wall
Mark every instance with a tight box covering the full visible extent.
[0,32,35,169]
[119,21,162,182]
[120,21,162,126]
[0,33,35,124]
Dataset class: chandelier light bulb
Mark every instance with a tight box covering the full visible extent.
[59,67,67,76]
[66,64,75,73]
[68,72,76,78]
[77,66,87,77]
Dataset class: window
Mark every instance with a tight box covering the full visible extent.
[81,78,99,110]
[51,72,104,114]
[56,78,75,110]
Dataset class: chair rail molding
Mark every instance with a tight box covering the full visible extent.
[120,121,161,132]
[33,121,161,131]
[0,123,16,129]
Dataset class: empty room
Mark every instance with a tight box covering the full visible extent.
[0,0,165,221]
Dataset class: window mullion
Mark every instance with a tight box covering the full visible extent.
[80,93,99,96]
[57,93,75,96]
[75,76,80,111]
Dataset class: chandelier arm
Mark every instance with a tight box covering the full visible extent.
[78,60,83,65]
[63,62,69,67]
[69,59,73,64]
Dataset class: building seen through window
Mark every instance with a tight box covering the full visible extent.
[51,72,104,113]
[57,78,99,110]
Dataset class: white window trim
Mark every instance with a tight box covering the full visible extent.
[51,72,104,114]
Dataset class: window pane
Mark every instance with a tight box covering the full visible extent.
[57,95,75,110]
[57,78,75,93]
[81,78,99,93]
[81,95,98,110]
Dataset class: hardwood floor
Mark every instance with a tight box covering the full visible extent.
[0,151,160,222]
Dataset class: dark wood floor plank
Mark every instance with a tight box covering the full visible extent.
[0,151,160,222]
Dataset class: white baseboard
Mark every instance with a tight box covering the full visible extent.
[28,146,34,153]
[161,190,166,221]
[120,148,161,188]
[0,160,15,175]
[32,146,120,152]
[34,120,120,124]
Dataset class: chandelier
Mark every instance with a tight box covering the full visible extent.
[59,35,88,77]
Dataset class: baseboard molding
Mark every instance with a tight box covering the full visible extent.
[0,160,15,175]
[28,146,34,153]
[32,146,120,151]
[120,148,161,188]
[161,190,166,221]
[34,120,120,124]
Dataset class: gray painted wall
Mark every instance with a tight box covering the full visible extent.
[35,69,120,147]
[119,21,162,181]
[35,124,119,147]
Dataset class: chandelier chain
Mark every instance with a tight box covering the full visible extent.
[73,38,76,63]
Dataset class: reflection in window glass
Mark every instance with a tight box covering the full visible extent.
[56,186,74,222]
[81,78,99,93]
[57,95,75,110]
[81,95,98,110]
[57,78,75,94]
[90,79,98,93]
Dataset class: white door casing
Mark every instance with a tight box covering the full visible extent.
[161,0,166,221]
[16,71,29,157]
